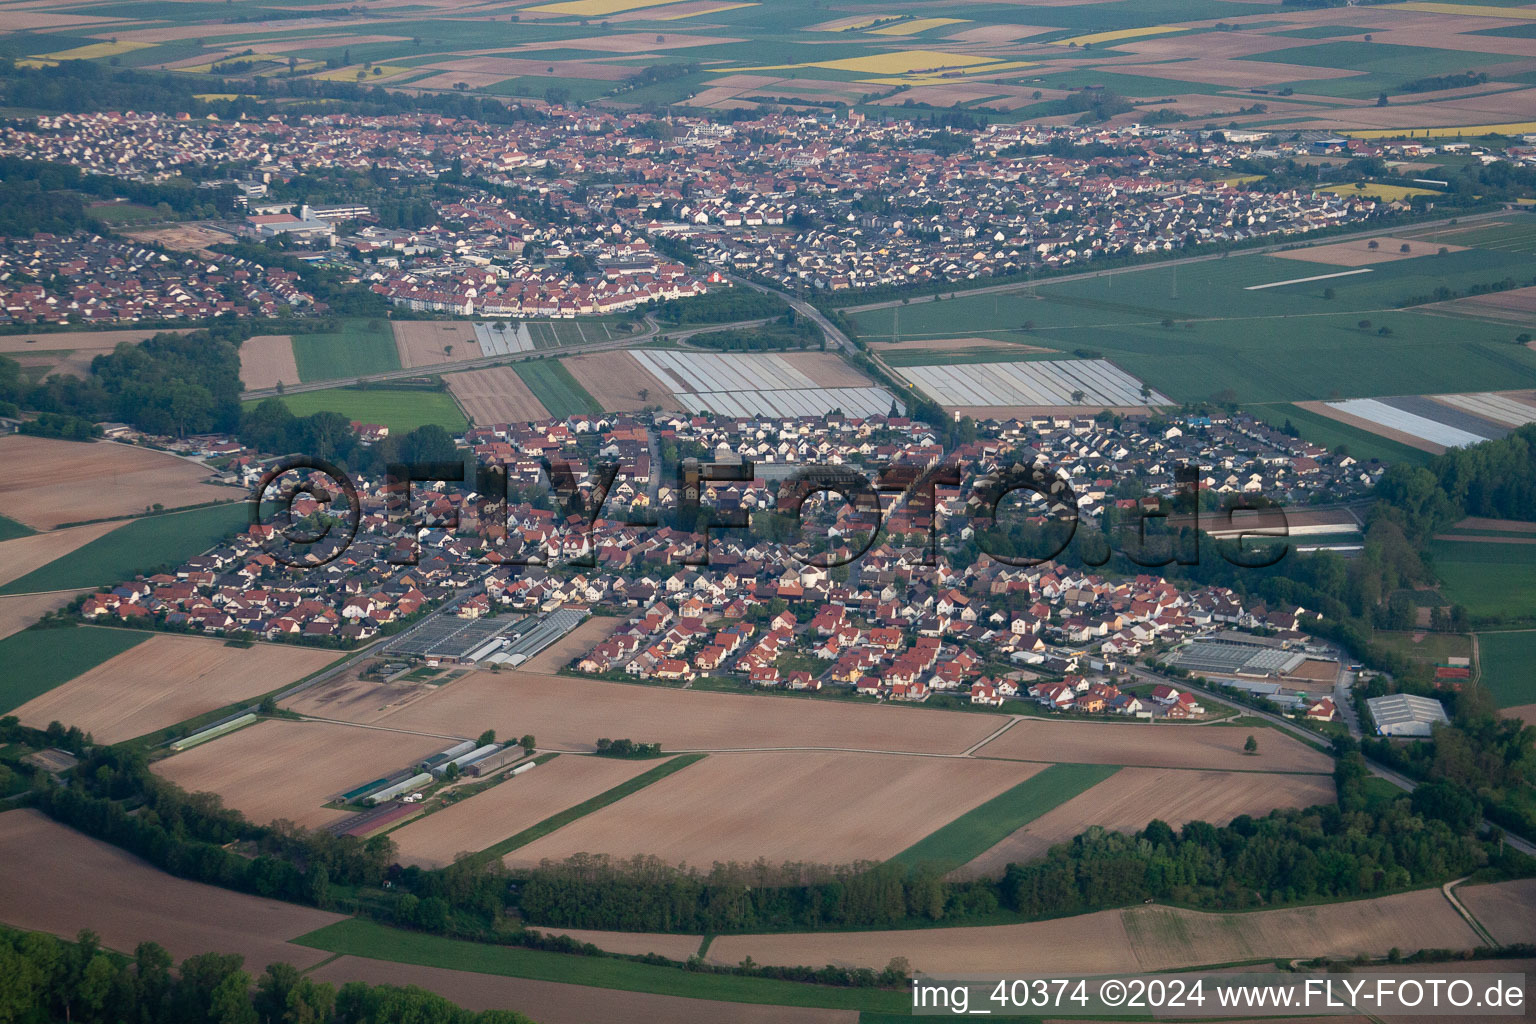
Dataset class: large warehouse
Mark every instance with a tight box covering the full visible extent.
[1366,693,1450,738]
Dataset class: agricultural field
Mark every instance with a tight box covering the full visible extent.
[1475,630,1536,712]
[506,750,1039,868]
[392,321,487,369]
[561,352,677,413]
[0,435,235,530]
[0,626,147,715]
[1305,391,1536,454]
[849,232,1536,407]
[957,766,1338,878]
[0,515,31,543]
[298,669,1003,753]
[389,754,658,869]
[1430,539,1536,621]
[631,349,897,418]
[253,385,469,433]
[0,502,250,596]
[892,762,1117,872]
[12,634,337,744]
[0,810,345,969]
[0,592,80,643]
[237,333,299,391]
[288,320,400,382]
[1246,402,1435,467]
[152,719,451,829]
[512,359,603,418]
[444,366,551,425]
[0,520,121,589]
[895,358,1166,414]
[0,327,154,382]
[707,886,1480,976]
[976,717,1334,773]
[1456,878,1536,946]
[6,0,1536,126]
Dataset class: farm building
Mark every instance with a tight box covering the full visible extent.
[1367,693,1450,738]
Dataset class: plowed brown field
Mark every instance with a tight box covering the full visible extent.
[977,718,1333,772]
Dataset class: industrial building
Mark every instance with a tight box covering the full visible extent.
[1164,634,1306,679]
[1367,693,1450,738]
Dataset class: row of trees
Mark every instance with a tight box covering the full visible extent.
[0,927,533,1024]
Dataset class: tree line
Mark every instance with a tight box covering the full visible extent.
[0,926,533,1024]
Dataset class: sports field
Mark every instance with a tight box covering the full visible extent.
[512,359,603,418]
[253,386,469,433]
[0,626,148,715]
[289,320,401,382]
[0,502,250,596]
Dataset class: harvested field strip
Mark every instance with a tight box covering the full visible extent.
[976,717,1334,773]
[13,634,337,744]
[0,521,120,588]
[958,767,1339,879]
[512,359,602,418]
[153,719,452,829]
[1456,879,1536,946]
[238,334,299,391]
[1051,25,1187,47]
[0,434,232,530]
[477,753,705,864]
[294,918,906,1013]
[890,762,1118,872]
[706,888,1479,975]
[0,810,345,968]
[0,502,249,596]
[509,751,1040,869]
[444,366,550,425]
[389,753,660,869]
[0,592,83,644]
[0,626,147,714]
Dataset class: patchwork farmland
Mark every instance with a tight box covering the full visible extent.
[1308,391,1536,453]
[632,349,900,418]
[896,358,1167,413]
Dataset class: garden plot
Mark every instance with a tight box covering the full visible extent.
[897,359,1167,409]
[631,350,899,419]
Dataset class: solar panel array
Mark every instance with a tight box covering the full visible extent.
[473,322,536,356]
[633,350,901,419]
[897,359,1166,408]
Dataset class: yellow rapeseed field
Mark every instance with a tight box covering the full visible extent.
[870,18,969,36]
[312,64,413,82]
[1319,182,1443,201]
[36,40,154,61]
[1344,122,1536,139]
[525,0,694,15]
[1051,25,1187,47]
[1397,2,1536,19]
[729,49,998,75]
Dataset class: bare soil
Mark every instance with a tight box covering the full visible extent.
[392,321,484,369]
[509,751,1043,868]
[562,352,678,412]
[238,334,299,391]
[0,809,344,968]
[445,366,550,424]
[152,719,453,828]
[0,436,235,529]
[977,718,1333,772]
[390,754,656,868]
[0,520,121,588]
[1274,238,1464,266]
[15,635,336,744]
[957,767,1335,877]
[1456,879,1536,945]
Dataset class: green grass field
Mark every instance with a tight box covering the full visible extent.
[252,387,468,433]
[289,320,400,383]
[0,515,36,542]
[1429,539,1536,622]
[1372,630,1473,668]
[294,918,909,1012]
[0,626,148,714]
[890,763,1121,871]
[851,244,1536,405]
[514,359,601,418]
[878,346,1060,367]
[0,503,249,596]
[1474,630,1536,709]
[471,754,705,864]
